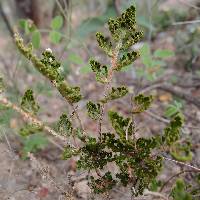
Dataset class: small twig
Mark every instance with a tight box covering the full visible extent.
[126,119,132,140]
[143,189,169,200]
[95,169,102,177]
[28,152,75,199]
[160,170,195,192]
[162,156,200,172]
[70,103,85,135]
[146,0,153,42]
[193,193,200,197]
[139,83,161,94]
[145,110,170,124]
[47,137,65,151]
[98,41,122,140]
[172,19,200,25]
[177,0,200,10]
[0,1,14,37]
[145,110,200,130]
[0,96,75,148]
[140,82,200,108]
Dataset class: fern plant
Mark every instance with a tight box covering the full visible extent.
[0,5,188,198]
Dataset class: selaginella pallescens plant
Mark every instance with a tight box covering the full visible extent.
[3,5,184,196]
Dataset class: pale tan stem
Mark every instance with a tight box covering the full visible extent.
[98,41,122,140]
[0,96,75,148]
[162,156,200,172]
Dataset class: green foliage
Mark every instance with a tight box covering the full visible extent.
[66,53,89,74]
[51,15,63,30]
[90,59,108,83]
[18,19,37,35]
[10,4,189,198]
[163,114,184,145]
[171,179,192,200]
[0,76,4,93]
[21,89,40,114]
[31,30,41,49]
[76,3,117,38]
[89,172,117,194]
[149,179,162,192]
[76,137,112,170]
[18,16,65,46]
[101,86,128,103]
[108,6,136,41]
[49,31,62,44]
[62,145,79,160]
[57,114,73,136]
[175,23,200,69]
[87,101,101,120]
[68,53,84,65]
[22,133,48,158]
[75,128,165,196]
[18,19,41,48]
[108,111,133,139]
[165,101,183,118]
[133,94,153,113]
[49,15,64,44]
[83,5,143,75]
[96,32,112,56]
[154,49,175,58]
[19,124,42,137]
[170,140,193,162]
[137,43,174,81]
[14,34,82,103]
[0,104,14,126]
[116,51,140,71]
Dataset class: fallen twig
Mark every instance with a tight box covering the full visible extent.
[140,83,200,108]
[160,170,195,192]
[144,110,200,131]
[162,156,200,172]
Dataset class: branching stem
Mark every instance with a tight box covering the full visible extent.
[98,41,122,140]
[0,96,75,148]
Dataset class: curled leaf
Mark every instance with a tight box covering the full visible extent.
[90,59,108,83]
[96,32,112,56]
[87,101,101,120]
[57,114,73,137]
[101,86,128,103]
[21,89,40,114]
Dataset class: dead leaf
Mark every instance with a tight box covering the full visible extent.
[159,93,172,102]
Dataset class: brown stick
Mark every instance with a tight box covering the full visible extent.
[140,83,200,108]
[162,156,200,172]
[160,170,195,192]
[0,1,14,37]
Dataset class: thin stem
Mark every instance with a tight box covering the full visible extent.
[172,19,200,25]
[143,190,169,200]
[98,41,122,140]
[70,103,85,135]
[126,119,132,140]
[145,110,200,130]
[162,156,200,172]
[0,96,75,148]
[160,170,195,192]
[177,0,200,10]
